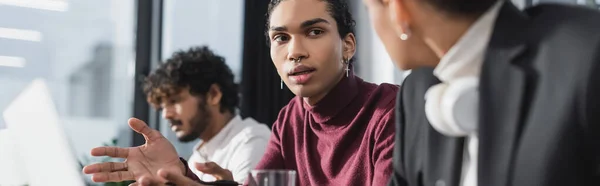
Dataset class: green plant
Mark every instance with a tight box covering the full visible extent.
[584,0,599,9]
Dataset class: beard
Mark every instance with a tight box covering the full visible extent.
[172,100,211,143]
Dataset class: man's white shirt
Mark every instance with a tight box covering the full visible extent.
[188,115,271,183]
[432,1,503,186]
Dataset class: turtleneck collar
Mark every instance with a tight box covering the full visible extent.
[302,71,358,124]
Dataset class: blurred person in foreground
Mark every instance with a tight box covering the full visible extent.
[360,0,600,185]
[82,46,270,184]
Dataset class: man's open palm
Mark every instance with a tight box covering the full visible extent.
[82,118,184,183]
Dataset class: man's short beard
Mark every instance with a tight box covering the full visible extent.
[177,100,211,143]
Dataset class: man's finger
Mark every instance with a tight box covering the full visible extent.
[91,171,135,183]
[195,162,231,179]
[195,162,225,174]
[138,177,152,186]
[138,176,163,186]
[90,146,129,158]
[83,162,127,174]
[158,169,200,186]
[128,118,162,141]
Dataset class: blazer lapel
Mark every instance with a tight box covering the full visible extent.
[424,123,466,186]
[413,69,466,186]
[478,2,531,186]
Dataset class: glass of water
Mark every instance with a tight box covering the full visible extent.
[247,170,297,186]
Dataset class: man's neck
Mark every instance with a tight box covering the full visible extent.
[200,111,234,142]
[303,71,345,106]
[413,10,480,62]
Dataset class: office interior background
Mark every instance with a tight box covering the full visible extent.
[0,0,598,185]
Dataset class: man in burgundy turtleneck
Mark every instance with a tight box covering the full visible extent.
[254,72,397,186]
[255,0,398,185]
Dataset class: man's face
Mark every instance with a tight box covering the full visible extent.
[362,0,436,70]
[160,88,211,142]
[268,0,351,99]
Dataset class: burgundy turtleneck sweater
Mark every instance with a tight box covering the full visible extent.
[253,74,398,186]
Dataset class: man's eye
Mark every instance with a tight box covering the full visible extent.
[308,29,324,36]
[273,34,289,42]
[167,98,178,105]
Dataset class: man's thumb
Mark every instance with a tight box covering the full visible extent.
[196,162,234,181]
[196,162,212,170]
[128,118,162,141]
[196,162,222,173]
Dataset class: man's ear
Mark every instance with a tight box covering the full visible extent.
[389,0,411,34]
[343,33,357,60]
[206,84,222,106]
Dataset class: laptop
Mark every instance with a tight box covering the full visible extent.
[2,79,85,186]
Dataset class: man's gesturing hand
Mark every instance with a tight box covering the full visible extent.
[82,118,185,183]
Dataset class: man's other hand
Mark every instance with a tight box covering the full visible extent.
[131,169,207,186]
[195,162,234,181]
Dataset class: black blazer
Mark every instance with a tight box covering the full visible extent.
[389,1,600,186]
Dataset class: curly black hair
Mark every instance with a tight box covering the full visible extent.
[265,0,356,63]
[143,46,238,114]
[424,0,499,17]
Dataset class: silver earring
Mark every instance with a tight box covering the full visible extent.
[345,65,349,77]
[280,79,283,90]
[343,58,350,77]
[400,22,411,41]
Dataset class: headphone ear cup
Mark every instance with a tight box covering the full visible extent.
[443,77,479,134]
[426,78,479,137]
[425,83,458,136]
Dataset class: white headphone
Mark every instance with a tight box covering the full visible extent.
[424,77,479,137]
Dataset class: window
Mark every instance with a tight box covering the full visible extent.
[349,0,408,85]
[0,0,136,184]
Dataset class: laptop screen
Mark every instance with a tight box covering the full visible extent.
[2,79,85,186]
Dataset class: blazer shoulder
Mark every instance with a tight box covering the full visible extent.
[526,4,600,35]
[523,4,600,71]
[401,68,439,100]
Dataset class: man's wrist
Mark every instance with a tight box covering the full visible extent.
[178,157,188,175]
[178,157,201,181]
